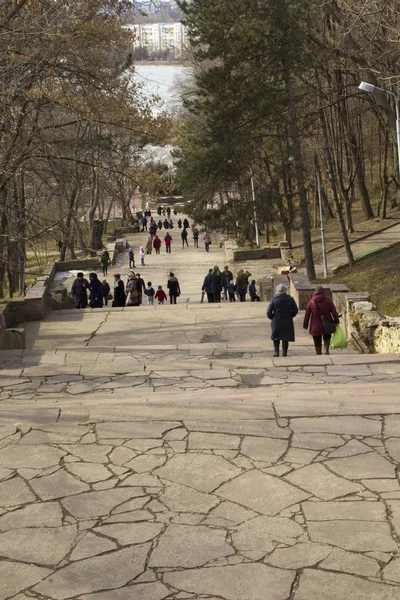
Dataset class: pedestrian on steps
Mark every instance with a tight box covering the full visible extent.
[153,234,161,254]
[155,285,167,304]
[304,285,340,355]
[128,248,135,269]
[136,273,145,305]
[88,273,103,308]
[144,282,155,305]
[126,273,140,307]
[167,272,181,304]
[235,269,250,302]
[267,284,298,357]
[112,274,126,307]
[102,279,111,306]
[203,232,211,252]
[202,268,214,303]
[210,265,223,303]
[164,232,172,253]
[249,280,261,302]
[181,228,189,247]
[222,265,233,300]
[140,246,145,266]
[71,272,89,309]
[100,249,110,276]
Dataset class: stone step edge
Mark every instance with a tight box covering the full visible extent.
[3,351,399,367]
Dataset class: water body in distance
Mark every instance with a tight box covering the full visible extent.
[134,64,191,116]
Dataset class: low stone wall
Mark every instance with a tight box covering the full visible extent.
[113,225,139,239]
[332,293,400,354]
[0,328,25,350]
[233,246,281,261]
[375,318,400,353]
[55,258,100,272]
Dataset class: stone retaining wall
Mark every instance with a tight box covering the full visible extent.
[333,293,400,354]
[0,240,124,333]
[233,247,281,261]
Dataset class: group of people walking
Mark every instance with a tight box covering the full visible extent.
[71,272,107,309]
[112,272,181,307]
[72,271,181,309]
[202,266,260,303]
[134,221,209,256]
[267,284,340,357]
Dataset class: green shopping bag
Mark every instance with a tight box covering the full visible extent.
[330,325,348,350]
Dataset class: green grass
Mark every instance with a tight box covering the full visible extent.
[328,244,400,316]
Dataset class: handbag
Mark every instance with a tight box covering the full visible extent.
[314,300,337,334]
[330,325,348,350]
[106,293,113,301]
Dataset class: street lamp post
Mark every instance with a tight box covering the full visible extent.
[358,81,400,181]
[250,176,260,247]
[316,168,328,278]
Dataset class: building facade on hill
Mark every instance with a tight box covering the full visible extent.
[126,23,188,57]
[134,0,179,15]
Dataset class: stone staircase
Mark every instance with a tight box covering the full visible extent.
[1,302,400,600]
[1,302,400,424]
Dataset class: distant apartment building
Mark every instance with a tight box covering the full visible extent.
[127,22,188,57]
[134,0,179,14]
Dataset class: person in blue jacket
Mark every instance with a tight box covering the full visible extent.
[266,284,298,357]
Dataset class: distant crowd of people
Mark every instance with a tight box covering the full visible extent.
[137,211,211,255]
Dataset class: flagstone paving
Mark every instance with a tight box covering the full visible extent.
[1,222,400,598]
[0,415,399,599]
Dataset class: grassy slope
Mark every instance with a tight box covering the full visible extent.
[328,244,400,316]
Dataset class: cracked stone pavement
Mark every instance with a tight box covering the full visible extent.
[1,415,400,600]
[1,234,400,599]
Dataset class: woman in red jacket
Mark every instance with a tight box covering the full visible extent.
[303,285,340,355]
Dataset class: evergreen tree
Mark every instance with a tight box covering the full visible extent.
[177,0,319,278]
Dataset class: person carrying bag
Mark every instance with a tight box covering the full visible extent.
[330,325,348,350]
[304,285,340,355]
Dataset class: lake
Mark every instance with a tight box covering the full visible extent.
[134,64,191,115]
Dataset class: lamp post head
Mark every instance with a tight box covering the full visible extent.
[359,81,377,93]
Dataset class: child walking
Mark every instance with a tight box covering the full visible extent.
[144,282,155,305]
[228,280,236,302]
[155,285,167,305]
[140,246,145,266]
[249,280,261,302]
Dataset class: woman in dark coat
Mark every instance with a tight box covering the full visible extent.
[112,274,126,307]
[209,266,223,303]
[304,285,340,355]
[167,272,181,304]
[267,284,298,357]
[71,272,89,308]
[88,273,103,308]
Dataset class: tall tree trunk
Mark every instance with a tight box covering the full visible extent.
[350,130,374,219]
[316,71,355,267]
[283,54,316,280]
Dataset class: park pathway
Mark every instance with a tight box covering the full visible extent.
[315,220,400,276]
[1,215,400,600]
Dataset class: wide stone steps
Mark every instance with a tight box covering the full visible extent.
[1,301,398,424]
